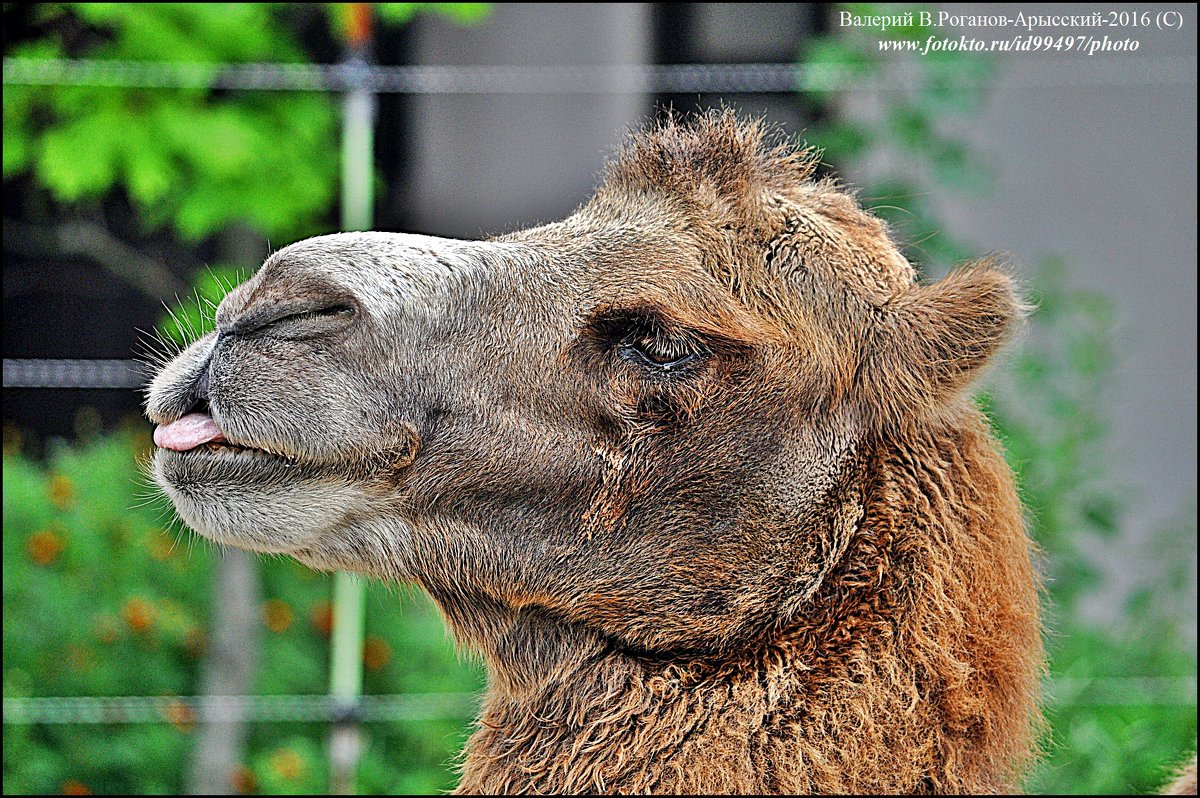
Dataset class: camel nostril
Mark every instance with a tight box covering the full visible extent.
[179,368,211,418]
[183,395,211,418]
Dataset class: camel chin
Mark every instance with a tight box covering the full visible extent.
[152,445,370,556]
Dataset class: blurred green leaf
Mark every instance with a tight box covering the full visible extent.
[374,3,491,26]
[4,3,487,243]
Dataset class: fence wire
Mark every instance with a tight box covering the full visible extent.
[2,693,478,725]
[3,358,146,389]
[4,56,1196,94]
[3,677,1194,726]
[1,58,814,93]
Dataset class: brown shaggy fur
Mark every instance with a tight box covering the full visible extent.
[460,416,1042,793]
[457,413,1042,793]
[455,114,1045,793]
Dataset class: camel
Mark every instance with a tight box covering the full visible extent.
[147,112,1046,793]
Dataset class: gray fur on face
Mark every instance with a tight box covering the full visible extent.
[149,233,488,558]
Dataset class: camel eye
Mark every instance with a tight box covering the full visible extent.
[226,302,357,339]
[589,309,709,375]
[619,337,704,372]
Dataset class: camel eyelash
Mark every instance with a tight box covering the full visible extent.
[618,335,706,373]
[591,310,710,376]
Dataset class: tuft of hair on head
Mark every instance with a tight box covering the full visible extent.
[601,109,821,223]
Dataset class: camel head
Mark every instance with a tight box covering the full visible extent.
[147,113,1021,663]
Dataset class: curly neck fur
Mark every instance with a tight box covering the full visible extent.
[452,411,1043,795]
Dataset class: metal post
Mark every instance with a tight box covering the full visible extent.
[329,4,375,795]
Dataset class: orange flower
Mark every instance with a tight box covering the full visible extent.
[262,599,293,633]
[363,635,392,672]
[27,528,65,566]
[67,645,95,673]
[269,748,305,781]
[310,601,334,636]
[229,765,257,794]
[161,698,196,732]
[48,474,76,510]
[60,781,91,795]
[121,597,157,633]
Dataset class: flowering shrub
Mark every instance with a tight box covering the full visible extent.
[2,425,483,795]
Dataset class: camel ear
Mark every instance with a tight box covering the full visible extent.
[859,263,1023,428]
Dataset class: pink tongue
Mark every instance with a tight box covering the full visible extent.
[153,412,227,451]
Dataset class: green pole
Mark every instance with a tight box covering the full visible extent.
[329,4,374,795]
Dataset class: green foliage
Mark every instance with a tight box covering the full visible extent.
[3,3,491,242]
[4,4,339,241]
[987,270,1198,794]
[371,3,490,26]
[3,429,208,794]
[2,428,485,795]
[1032,624,1197,795]
[802,6,1195,793]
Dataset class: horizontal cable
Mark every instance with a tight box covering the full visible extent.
[3,677,1195,725]
[2,59,806,94]
[3,358,146,389]
[4,56,1195,94]
[2,692,479,725]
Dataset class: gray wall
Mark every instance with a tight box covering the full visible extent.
[408,4,652,238]
[929,3,1197,623]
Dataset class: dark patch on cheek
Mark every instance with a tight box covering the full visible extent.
[627,356,741,439]
[693,586,733,616]
[629,387,706,436]
[389,422,421,471]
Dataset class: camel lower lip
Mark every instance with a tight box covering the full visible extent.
[154,445,307,489]
[161,442,287,460]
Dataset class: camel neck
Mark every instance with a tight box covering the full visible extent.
[458,621,800,794]
[453,509,915,792]
[455,584,947,794]
[454,418,1042,794]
